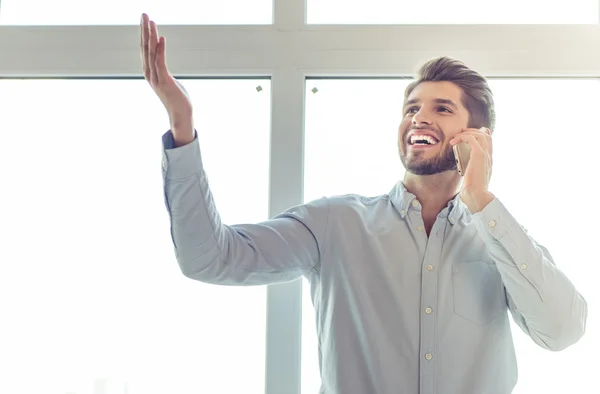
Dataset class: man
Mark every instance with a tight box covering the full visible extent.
[141,13,587,394]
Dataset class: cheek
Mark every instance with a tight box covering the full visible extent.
[440,120,466,139]
[398,118,412,139]
[400,114,412,125]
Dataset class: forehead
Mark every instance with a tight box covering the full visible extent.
[406,81,465,107]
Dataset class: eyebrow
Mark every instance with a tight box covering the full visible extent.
[404,98,459,110]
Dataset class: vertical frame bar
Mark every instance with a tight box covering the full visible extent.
[265,1,307,393]
[264,70,306,394]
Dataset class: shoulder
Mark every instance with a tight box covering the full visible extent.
[327,192,392,220]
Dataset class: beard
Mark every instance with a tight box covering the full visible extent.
[398,128,457,175]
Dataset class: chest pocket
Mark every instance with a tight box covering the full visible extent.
[452,261,505,325]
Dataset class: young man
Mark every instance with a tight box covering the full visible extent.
[141,14,587,394]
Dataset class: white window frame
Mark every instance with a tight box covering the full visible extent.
[1,1,599,393]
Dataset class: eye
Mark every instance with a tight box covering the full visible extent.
[405,106,419,115]
[437,106,452,113]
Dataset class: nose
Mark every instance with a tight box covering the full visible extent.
[412,108,432,126]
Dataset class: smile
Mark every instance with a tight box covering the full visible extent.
[408,134,440,146]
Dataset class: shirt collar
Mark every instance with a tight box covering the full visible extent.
[388,181,466,225]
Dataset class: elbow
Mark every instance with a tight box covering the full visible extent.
[540,299,588,351]
[179,259,205,280]
[175,244,224,283]
[178,255,224,284]
[544,323,586,352]
[178,256,212,282]
[177,252,255,286]
[178,257,228,285]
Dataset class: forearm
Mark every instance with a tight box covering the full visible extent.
[170,80,195,147]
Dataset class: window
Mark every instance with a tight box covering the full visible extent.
[307,0,598,24]
[302,78,598,394]
[2,0,597,392]
[0,79,271,394]
[0,0,272,25]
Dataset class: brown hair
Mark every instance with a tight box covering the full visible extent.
[404,56,496,131]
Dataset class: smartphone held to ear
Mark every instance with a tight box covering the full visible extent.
[453,142,471,176]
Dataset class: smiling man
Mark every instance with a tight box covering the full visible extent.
[144,13,588,394]
[401,92,462,176]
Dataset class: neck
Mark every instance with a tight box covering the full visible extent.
[402,171,462,216]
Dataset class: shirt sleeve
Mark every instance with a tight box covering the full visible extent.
[161,130,330,286]
[473,198,587,351]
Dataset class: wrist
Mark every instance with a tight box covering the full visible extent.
[170,115,194,147]
[462,190,495,213]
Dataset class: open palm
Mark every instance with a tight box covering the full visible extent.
[140,13,193,139]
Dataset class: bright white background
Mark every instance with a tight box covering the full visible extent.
[308,0,599,24]
[0,0,273,25]
[1,0,597,24]
[0,0,598,393]
[302,78,598,394]
[0,79,270,394]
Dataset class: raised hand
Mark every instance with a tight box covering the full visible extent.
[140,13,194,146]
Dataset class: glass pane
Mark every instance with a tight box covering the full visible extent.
[0,79,271,394]
[308,0,598,24]
[302,78,598,394]
[0,0,271,25]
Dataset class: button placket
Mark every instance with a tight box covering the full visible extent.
[418,218,445,394]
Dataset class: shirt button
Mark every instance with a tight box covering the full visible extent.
[488,220,496,228]
[521,263,528,270]
[449,218,455,224]
[426,265,434,271]
[425,307,432,314]
[417,226,423,231]
[401,209,406,215]
[425,353,433,360]
[412,200,420,207]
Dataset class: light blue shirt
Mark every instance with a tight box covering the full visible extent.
[161,131,587,394]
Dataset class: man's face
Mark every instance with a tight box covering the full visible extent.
[398,81,470,175]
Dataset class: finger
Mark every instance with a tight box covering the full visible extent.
[473,135,491,156]
[468,133,490,151]
[455,135,484,152]
[464,127,491,133]
[469,135,493,175]
[450,132,484,145]
[460,128,491,140]
[473,127,492,154]
[155,36,168,83]
[451,130,491,152]
[459,127,490,136]
[149,20,159,85]
[141,14,151,80]
[465,135,494,169]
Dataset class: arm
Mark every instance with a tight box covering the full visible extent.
[473,198,587,351]
[142,16,328,286]
[161,131,329,286]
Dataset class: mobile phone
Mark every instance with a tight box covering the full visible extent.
[453,142,471,176]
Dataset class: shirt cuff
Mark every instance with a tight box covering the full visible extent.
[161,129,203,181]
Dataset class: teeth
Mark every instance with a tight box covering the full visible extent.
[410,134,438,145]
